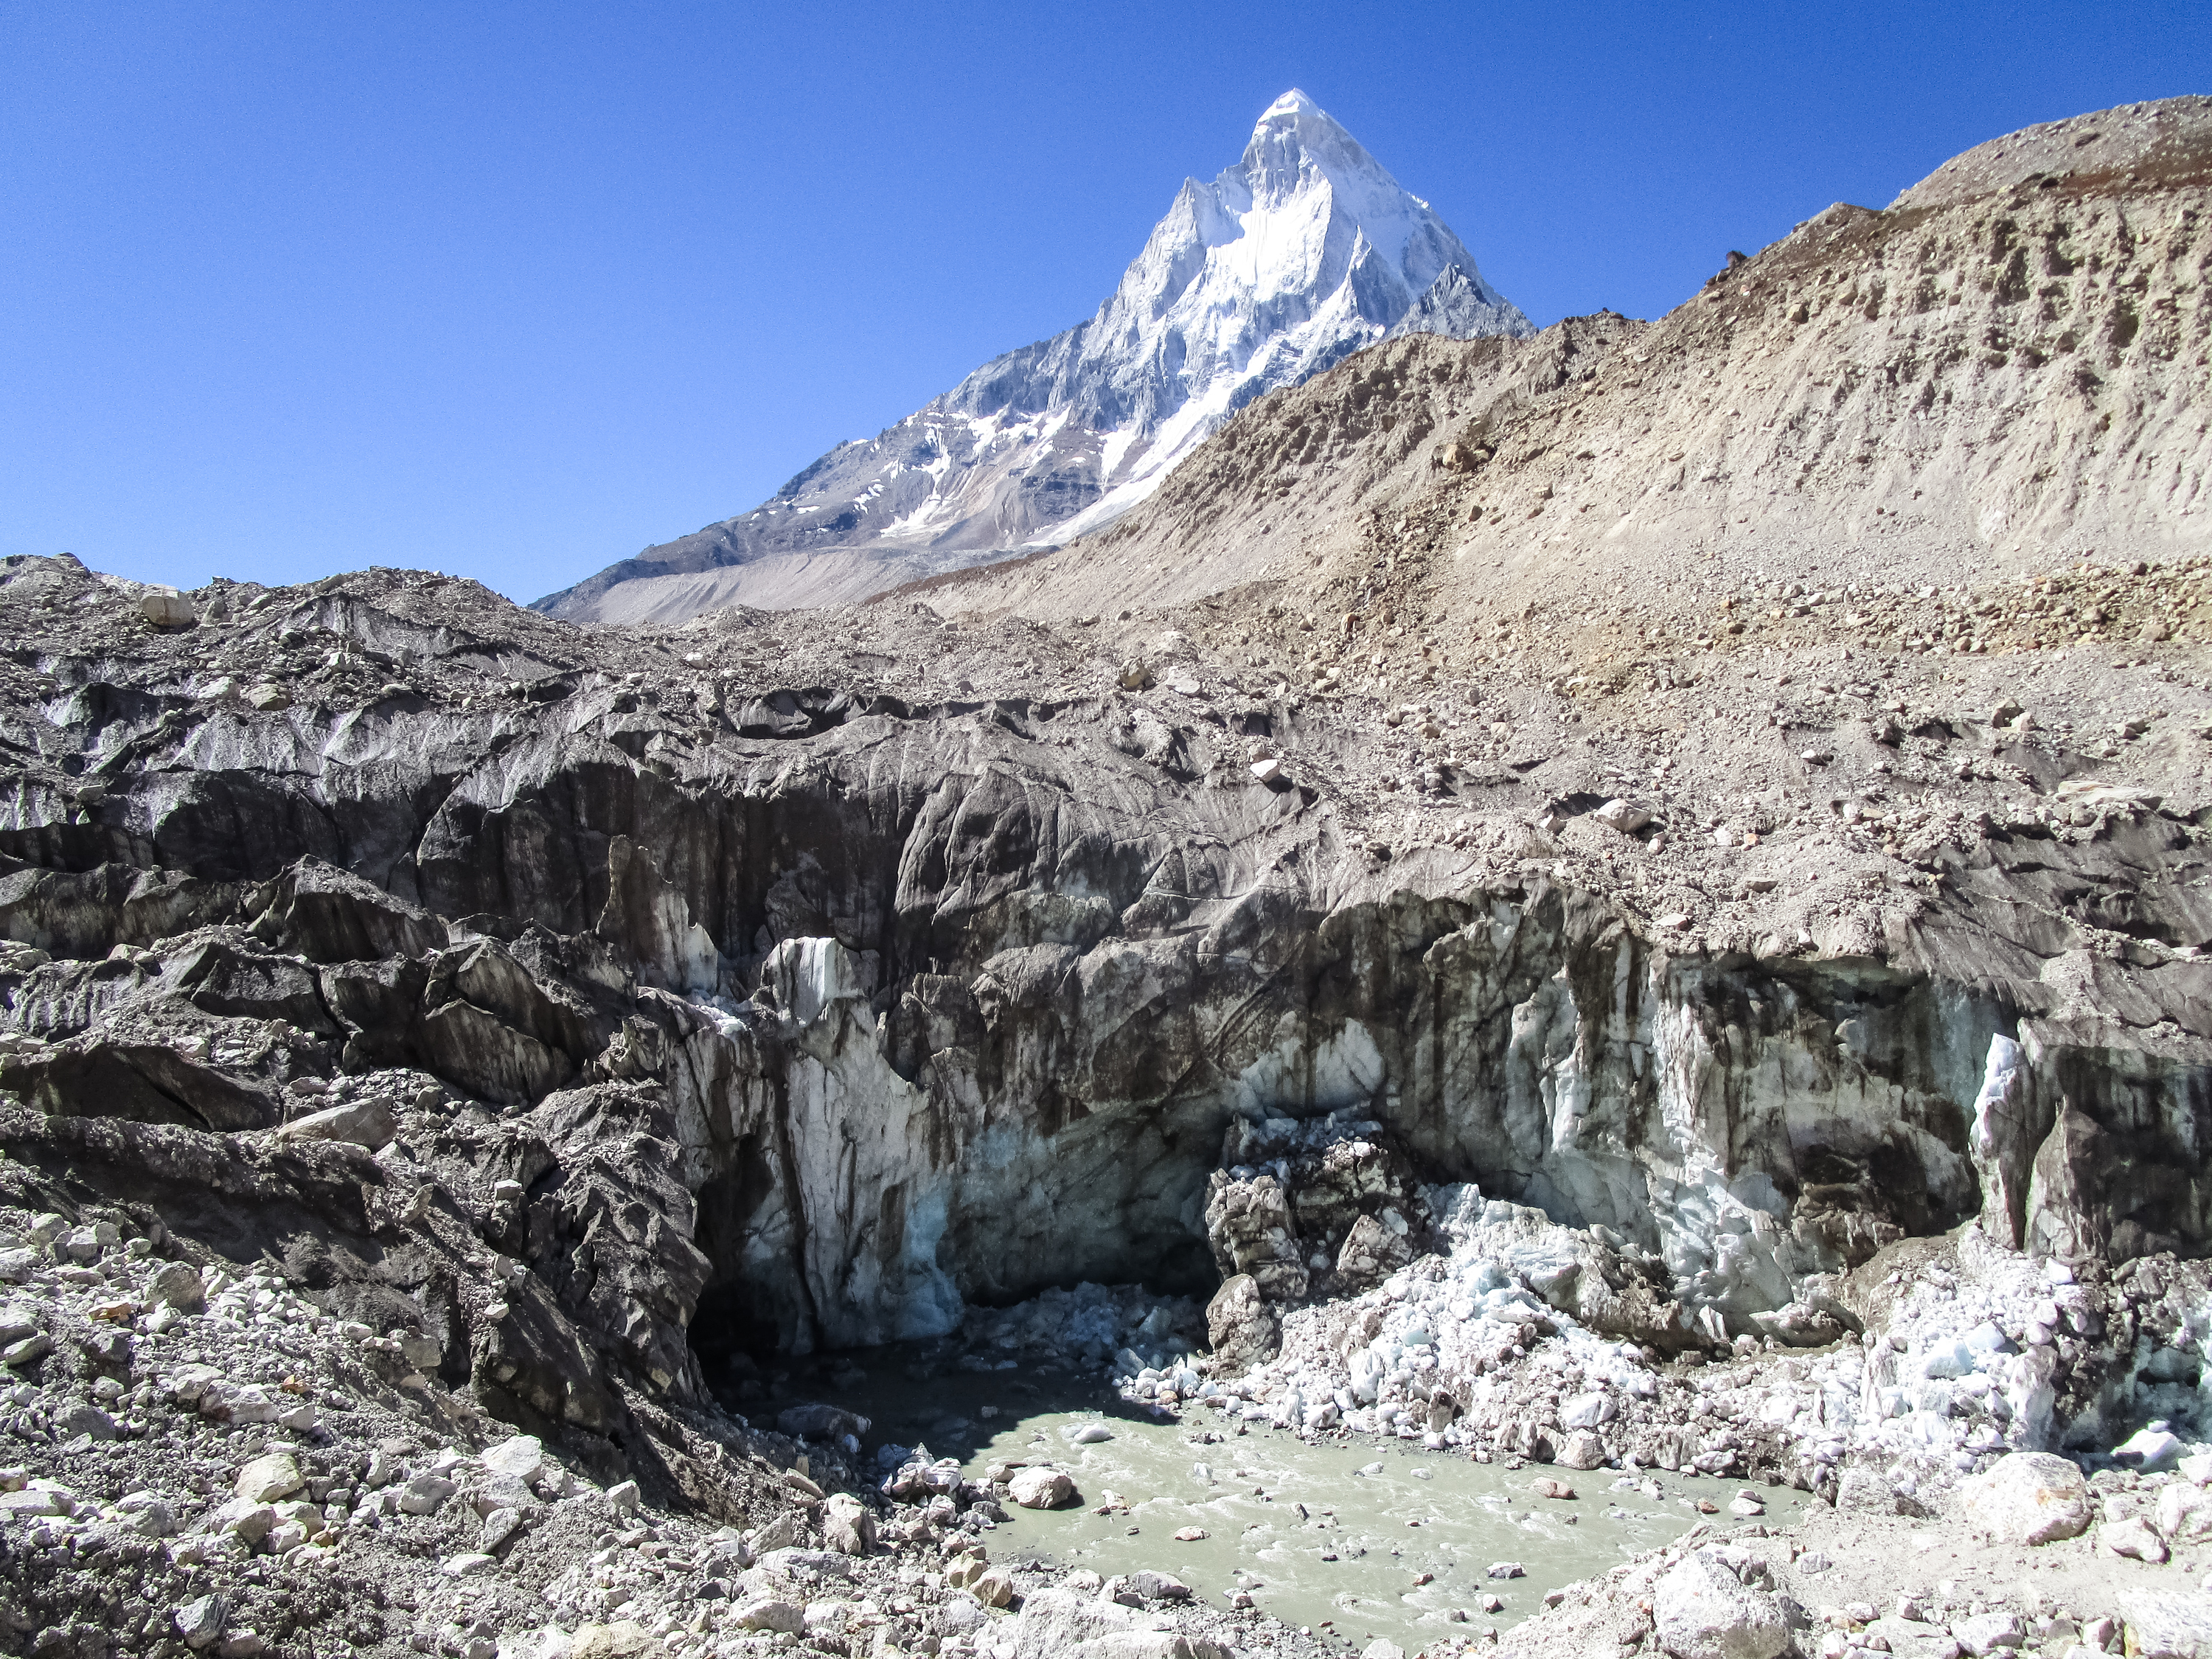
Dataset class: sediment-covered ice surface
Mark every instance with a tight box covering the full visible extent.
[0,556,2205,1656]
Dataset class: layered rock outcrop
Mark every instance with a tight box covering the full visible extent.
[0,557,2201,1465]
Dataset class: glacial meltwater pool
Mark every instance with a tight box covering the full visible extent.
[796,1361,1810,1652]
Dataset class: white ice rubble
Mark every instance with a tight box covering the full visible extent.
[1081,1187,2212,1496]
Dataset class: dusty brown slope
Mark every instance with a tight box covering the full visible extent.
[929,96,2212,644]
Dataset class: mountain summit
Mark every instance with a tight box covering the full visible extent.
[535,91,1530,624]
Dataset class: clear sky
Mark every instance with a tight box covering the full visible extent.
[4,2,2205,603]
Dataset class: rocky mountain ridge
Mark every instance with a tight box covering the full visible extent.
[934,95,2212,640]
[534,91,1528,627]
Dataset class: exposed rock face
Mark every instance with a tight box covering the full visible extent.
[1204,1113,1430,1303]
[0,555,2203,1422]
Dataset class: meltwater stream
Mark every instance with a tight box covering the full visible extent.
[785,1357,1810,1652]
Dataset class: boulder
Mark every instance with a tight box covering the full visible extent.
[1204,1274,1277,1375]
[1950,1613,2025,1658]
[1012,1590,1131,1658]
[2104,1514,2170,1562]
[1008,1590,1231,1659]
[1559,1391,1618,1430]
[208,1500,274,1544]
[1860,1617,1950,1659]
[173,1595,226,1650]
[2115,1590,2212,1659]
[138,588,197,628]
[1335,1212,1415,1288]
[567,1624,653,1659]
[1651,1549,1788,1659]
[1,1495,75,1522]
[234,1453,303,1504]
[1556,1430,1607,1471]
[467,1474,536,1517]
[276,1096,397,1151]
[1201,1172,1307,1301]
[1127,1571,1190,1601]
[822,1492,875,1556]
[945,1555,992,1590]
[776,1403,871,1443]
[2118,1425,2187,1472]
[734,1601,804,1634]
[2156,1481,2212,1545]
[57,1403,116,1441]
[1500,1419,1555,1463]
[1954,1452,2091,1545]
[481,1434,546,1484]
[748,1512,803,1552]
[147,1262,206,1312]
[967,1567,1015,1608]
[1008,1466,1079,1509]
[937,1597,988,1638]
[1593,799,1652,835]
[397,1474,456,1516]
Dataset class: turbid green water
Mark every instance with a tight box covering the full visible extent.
[799,1360,1811,1653]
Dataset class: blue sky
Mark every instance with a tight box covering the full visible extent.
[4,2,2205,602]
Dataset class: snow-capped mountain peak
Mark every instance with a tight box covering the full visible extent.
[1244,87,1391,206]
[535,91,1531,625]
